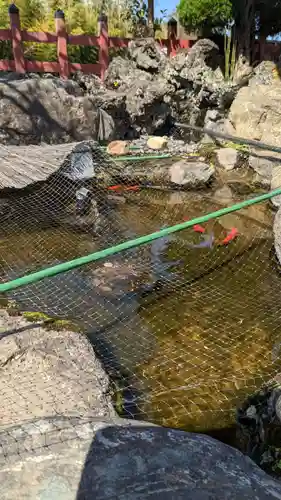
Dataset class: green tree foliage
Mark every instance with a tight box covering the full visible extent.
[177,0,233,35]
[177,0,281,39]
[177,0,281,65]
[0,0,143,63]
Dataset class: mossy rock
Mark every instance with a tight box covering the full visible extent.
[22,311,80,332]
[0,299,80,332]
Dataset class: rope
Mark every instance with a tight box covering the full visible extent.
[1,186,281,293]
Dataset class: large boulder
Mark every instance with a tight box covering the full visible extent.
[229,83,281,145]
[0,76,118,145]
[164,41,241,139]
[229,82,281,185]
[2,417,281,498]
[125,77,172,135]
[175,38,224,81]
[102,38,243,138]
[0,309,113,429]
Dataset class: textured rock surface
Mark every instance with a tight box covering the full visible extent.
[0,77,116,145]
[216,147,239,171]
[249,60,281,86]
[249,152,276,186]
[128,37,167,72]
[274,205,281,265]
[237,382,281,477]
[170,159,215,187]
[103,37,241,138]
[2,418,281,499]
[0,309,114,429]
[271,165,281,207]
[229,83,281,146]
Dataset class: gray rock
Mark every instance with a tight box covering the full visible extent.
[249,152,278,187]
[2,418,281,499]
[0,77,116,145]
[102,37,242,138]
[202,114,236,145]
[213,185,234,203]
[188,38,221,66]
[104,56,153,90]
[128,38,166,72]
[104,56,172,136]
[274,205,281,264]
[229,83,281,147]
[270,165,281,207]
[170,159,215,187]
[0,309,114,430]
[72,71,105,94]
[249,60,280,86]
[216,147,239,171]
[205,109,222,123]
[237,383,281,472]
[125,78,172,135]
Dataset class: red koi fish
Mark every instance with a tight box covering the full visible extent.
[193,224,206,233]
[220,227,238,246]
[182,219,206,233]
[124,185,140,192]
[107,185,140,192]
[107,185,122,191]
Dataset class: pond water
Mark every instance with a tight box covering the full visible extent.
[1,184,281,444]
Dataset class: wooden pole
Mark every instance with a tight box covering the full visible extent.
[98,12,109,81]
[8,3,25,73]
[55,9,69,79]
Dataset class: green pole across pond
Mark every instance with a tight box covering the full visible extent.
[1,187,281,293]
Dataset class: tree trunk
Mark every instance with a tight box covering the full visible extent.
[234,0,255,65]
[147,0,154,37]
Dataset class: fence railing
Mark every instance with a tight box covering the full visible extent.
[0,4,194,80]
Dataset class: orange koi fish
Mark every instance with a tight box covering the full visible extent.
[107,185,140,192]
[220,228,239,246]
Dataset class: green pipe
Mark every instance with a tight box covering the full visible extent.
[101,145,141,150]
[1,187,281,293]
[113,154,172,162]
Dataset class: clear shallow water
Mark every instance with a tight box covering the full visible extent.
[1,186,281,441]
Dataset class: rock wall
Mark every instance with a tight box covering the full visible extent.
[0,38,246,145]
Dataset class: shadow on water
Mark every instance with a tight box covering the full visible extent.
[1,185,281,443]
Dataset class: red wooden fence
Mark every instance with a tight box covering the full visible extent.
[0,4,192,80]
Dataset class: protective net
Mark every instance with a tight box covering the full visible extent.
[1,134,281,461]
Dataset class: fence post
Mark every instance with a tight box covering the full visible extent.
[55,9,69,79]
[8,3,25,73]
[167,18,178,57]
[98,13,109,81]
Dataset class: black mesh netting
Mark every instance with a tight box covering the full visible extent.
[1,136,281,460]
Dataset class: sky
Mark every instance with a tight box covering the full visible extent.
[154,0,177,18]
